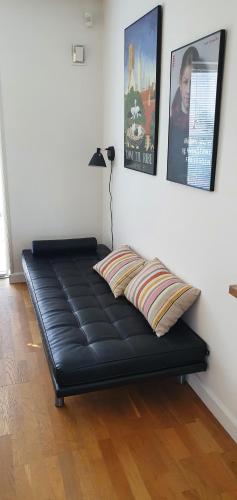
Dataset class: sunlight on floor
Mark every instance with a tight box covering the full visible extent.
[27,343,41,349]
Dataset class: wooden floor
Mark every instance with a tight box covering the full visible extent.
[0,280,237,500]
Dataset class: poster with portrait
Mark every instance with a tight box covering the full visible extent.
[167,30,225,191]
[124,7,162,175]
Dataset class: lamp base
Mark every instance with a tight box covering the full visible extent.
[106,146,115,162]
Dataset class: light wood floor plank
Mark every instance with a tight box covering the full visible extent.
[0,434,16,499]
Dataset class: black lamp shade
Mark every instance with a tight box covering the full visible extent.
[88,148,106,167]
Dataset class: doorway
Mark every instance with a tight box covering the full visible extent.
[0,132,10,277]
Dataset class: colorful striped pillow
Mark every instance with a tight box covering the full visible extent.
[93,246,145,298]
[124,259,200,337]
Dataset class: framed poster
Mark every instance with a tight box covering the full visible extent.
[167,30,225,191]
[124,6,162,175]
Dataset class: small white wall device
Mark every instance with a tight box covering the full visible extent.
[72,45,85,64]
[84,12,93,28]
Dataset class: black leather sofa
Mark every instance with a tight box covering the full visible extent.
[22,237,208,407]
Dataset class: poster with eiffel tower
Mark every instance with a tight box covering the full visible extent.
[124,6,162,175]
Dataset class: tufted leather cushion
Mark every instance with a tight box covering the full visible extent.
[22,242,208,391]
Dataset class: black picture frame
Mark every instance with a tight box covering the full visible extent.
[124,6,162,175]
[167,30,225,191]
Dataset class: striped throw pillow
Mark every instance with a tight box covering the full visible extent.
[93,246,145,298]
[124,259,200,337]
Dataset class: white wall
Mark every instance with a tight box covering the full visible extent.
[102,0,237,440]
[0,0,103,273]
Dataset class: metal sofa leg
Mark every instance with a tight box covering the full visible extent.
[179,374,186,385]
[55,396,64,408]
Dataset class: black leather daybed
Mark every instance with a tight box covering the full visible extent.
[22,237,209,407]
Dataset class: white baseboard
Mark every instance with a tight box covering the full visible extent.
[188,373,237,443]
[9,272,25,284]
